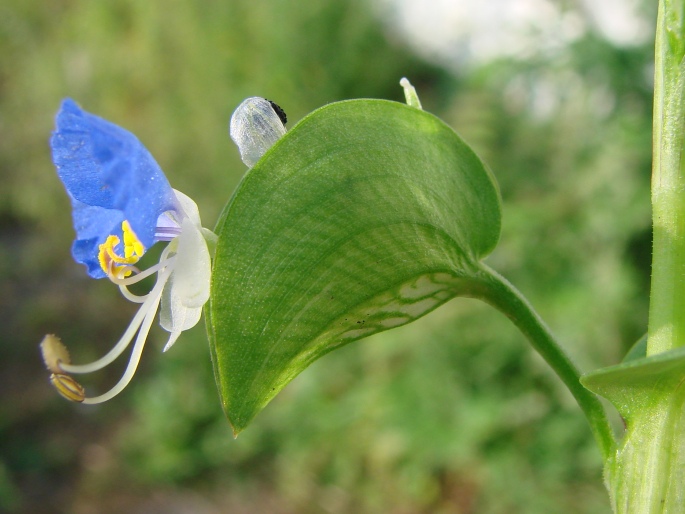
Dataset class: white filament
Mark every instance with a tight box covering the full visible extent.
[52,189,214,403]
[60,248,175,375]
[82,267,171,404]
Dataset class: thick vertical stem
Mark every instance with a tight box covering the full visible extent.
[606,391,685,513]
[648,0,685,355]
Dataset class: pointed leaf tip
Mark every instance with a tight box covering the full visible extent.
[209,99,501,431]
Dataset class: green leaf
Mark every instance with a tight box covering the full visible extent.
[582,346,685,425]
[207,99,501,433]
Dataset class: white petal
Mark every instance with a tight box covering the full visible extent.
[159,287,202,353]
[176,218,211,308]
[162,331,182,353]
[158,218,211,344]
[160,287,202,334]
[172,189,203,227]
[155,211,181,233]
[230,97,286,167]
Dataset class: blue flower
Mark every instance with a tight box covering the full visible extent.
[52,99,182,278]
[42,99,215,404]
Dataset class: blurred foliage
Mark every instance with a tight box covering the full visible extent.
[0,0,654,513]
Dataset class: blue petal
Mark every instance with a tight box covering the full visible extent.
[69,197,123,278]
[51,99,180,276]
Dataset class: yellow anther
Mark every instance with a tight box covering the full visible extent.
[40,334,70,373]
[49,373,86,402]
[98,221,145,278]
[122,220,145,259]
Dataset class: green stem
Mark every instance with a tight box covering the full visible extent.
[470,265,616,460]
[649,0,685,355]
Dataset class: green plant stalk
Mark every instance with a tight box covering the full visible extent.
[649,0,685,356]
[594,1,685,511]
[606,387,685,512]
[574,2,685,511]
[472,265,615,461]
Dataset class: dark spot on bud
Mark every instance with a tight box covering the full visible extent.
[266,99,287,125]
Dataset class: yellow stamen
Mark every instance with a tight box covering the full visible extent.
[49,373,86,402]
[122,220,145,259]
[40,248,176,405]
[98,220,145,278]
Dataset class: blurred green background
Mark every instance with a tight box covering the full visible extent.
[0,0,654,512]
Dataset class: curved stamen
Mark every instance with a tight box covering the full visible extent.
[98,221,146,279]
[81,268,170,404]
[118,286,149,304]
[59,303,147,374]
[115,254,177,303]
[109,255,176,287]
[59,259,173,375]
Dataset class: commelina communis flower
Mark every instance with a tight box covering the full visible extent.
[41,99,215,404]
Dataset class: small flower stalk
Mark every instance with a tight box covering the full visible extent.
[41,99,216,404]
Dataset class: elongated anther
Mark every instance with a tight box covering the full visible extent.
[50,373,86,402]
